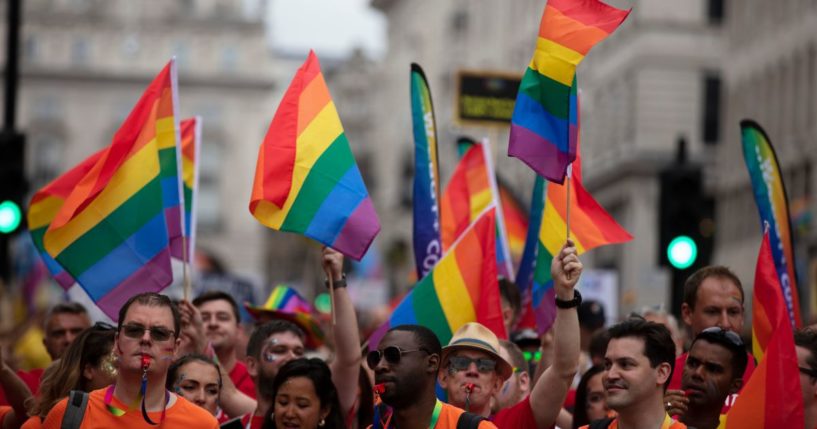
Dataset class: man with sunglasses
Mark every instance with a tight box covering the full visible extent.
[795,328,817,429]
[669,328,747,429]
[438,240,582,429]
[368,325,497,429]
[666,266,755,413]
[43,292,219,428]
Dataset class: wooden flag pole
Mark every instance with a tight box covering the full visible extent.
[565,164,572,280]
[181,234,191,302]
[325,266,337,325]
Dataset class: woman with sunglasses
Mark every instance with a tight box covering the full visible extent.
[167,354,222,418]
[571,366,612,429]
[262,358,344,429]
[22,323,117,429]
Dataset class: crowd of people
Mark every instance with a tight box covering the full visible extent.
[0,242,814,429]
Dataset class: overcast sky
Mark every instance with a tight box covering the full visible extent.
[267,0,387,59]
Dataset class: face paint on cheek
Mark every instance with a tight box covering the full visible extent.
[264,353,277,362]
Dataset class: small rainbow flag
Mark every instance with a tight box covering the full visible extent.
[369,208,506,348]
[725,232,802,428]
[39,61,179,320]
[28,150,104,290]
[440,141,514,279]
[245,285,325,348]
[528,158,631,333]
[498,180,529,268]
[179,117,201,260]
[509,0,628,183]
[250,50,379,261]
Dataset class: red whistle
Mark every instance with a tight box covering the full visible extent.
[373,383,386,394]
[465,383,475,393]
[683,389,695,396]
[141,354,151,369]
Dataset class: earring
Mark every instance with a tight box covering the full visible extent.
[319,418,325,427]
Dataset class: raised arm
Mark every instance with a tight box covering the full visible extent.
[323,247,362,416]
[528,239,582,428]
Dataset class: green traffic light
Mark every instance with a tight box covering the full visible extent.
[0,200,22,234]
[667,235,697,269]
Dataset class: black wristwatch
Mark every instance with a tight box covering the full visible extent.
[555,289,582,309]
[325,274,347,289]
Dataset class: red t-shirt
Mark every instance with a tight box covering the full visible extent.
[238,414,265,429]
[491,396,546,429]
[0,368,44,405]
[229,361,256,399]
[669,351,756,413]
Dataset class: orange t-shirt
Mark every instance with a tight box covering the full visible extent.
[0,406,12,426]
[367,401,497,429]
[41,387,218,429]
[21,416,43,429]
[579,414,686,429]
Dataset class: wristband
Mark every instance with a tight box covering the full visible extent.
[325,274,347,289]
[555,289,582,309]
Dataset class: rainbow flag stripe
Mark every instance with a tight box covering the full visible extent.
[28,150,105,290]
[741,120,801,327]
[498,180,529,267]
[40,62,178,320]
[369,208,506,348]
[509,0,628,183]
[725,233,802,428]
[250,51,379,261]
[179,117,201,259]
[529,168,631,333]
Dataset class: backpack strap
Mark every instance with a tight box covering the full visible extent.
[456,411,486,429]
[588,417,615,429]
[61,390,89,429]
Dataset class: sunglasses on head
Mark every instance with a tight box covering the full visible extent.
[366,346,429,369]
[120,323,175,342]
[447,355,497,373]
[700,327,743,347]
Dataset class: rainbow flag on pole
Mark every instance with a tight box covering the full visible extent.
[250,50,379,261]
[28,150,104,290]
[725,232,802,428]
[179,117,201,260]
[369,208,505,348]
[441,140,514,279]
[509,0,628,183]
[40,61,179,319]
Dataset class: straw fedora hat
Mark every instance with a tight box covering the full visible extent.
[441,322,513,381]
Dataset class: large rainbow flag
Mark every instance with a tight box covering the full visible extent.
[440,141,514,279]
[741,120,801,327]
[508,0,628,183]
[179,117,201,260]
[369,208,505,348]
[28,150,104,290]
[250,51,379,261]
[528,161,631,333]
[39,61,179,319]
[725,232,802,428]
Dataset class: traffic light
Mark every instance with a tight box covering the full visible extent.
[0,130,27,236]
[658,155,715,312]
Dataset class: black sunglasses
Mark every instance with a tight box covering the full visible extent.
[700,327,744,347]
[120,323,175,342]
[367,346,429,369]
[448,355,497,373]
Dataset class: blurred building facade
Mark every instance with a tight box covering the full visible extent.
[0,0,276,284]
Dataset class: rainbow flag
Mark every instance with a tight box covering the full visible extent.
[411,63,443,279]
[741,120,801,327]
[179,117,201,260]
[529,164,631,333]
[249,50,379,261]
[369,208,506,348]
[40,61,179,320]
[725,232,802,428]
[508,0,628,183]
[498,179,529,267]
[441,140,514,279]
[28,150,104,290]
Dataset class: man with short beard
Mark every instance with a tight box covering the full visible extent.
[674,328,746,429]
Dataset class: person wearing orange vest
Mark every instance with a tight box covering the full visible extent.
[581,319,685,429]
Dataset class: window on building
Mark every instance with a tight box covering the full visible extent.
[708,0,725,25]
[197,132,224,232]
[71,38,90,65]
[702,73,721,145]
[28,127,65,191]
[221,46,238,72]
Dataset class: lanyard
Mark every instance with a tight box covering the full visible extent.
[104,358,170,426]
[381,399,443,429]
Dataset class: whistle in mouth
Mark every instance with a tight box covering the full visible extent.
[141,354,152,369]
[465,383,475,393]
[373,383,386,394]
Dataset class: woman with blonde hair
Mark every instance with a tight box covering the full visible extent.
[22,322,116,429]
